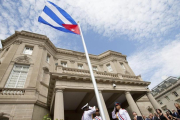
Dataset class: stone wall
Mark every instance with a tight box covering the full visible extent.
[32,105,50,120]
[0,104,34,120]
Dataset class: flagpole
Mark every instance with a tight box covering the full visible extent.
[77,22,106,120]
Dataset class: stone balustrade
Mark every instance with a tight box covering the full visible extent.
[0,88,25,95]
[95,71,118,78]
[56,66,140,81]
[122,74,139,80]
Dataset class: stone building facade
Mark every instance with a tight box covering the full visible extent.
[151,76,180,111]
[0,31,161,120]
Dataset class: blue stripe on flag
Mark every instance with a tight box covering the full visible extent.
[48,1,77,25]
[43,6,65,26]
[38,16,75,34]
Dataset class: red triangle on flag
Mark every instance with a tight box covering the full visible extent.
[62,24,80,35]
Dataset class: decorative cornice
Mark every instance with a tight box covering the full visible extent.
[2,31,127,60]
[38,44,46,50]
[70,60,75,63]
[111,58,117,62]
[14,55,32,64]
[13,40,22,45]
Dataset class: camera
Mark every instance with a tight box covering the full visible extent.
[113,83,116,88]
[145,86,149,89]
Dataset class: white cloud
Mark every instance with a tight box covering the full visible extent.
[0,0,179,91]
[56,0,180,41]
[0,0,180,48]
[128,35,180,89]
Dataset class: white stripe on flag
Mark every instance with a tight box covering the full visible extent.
[40,12,62,27]
[46,2,72,25]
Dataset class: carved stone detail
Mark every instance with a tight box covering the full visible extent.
[13,40,22,45]
[70,60,75,63]
[38,44,46,50]
[77,56,82,60]
[111,58,117,62]
[14,55,32,64]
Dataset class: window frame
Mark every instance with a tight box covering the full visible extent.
[78,64,84,69]
[23,46,33,55]
[172,91,179,97]
[120,63,126,70]
[46,54,50,63]
[61,61,67,67]
[93,66,98,71]
[106,64,113,72]
[158,100,163,105]
[165,96,170,101]
[5,64,30,88]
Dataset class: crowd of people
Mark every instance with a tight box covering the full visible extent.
[81,102,180,120]
[132,103,180,120]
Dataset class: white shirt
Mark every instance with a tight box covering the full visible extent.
[82,106,96,120]
[93,116,102,120]
[112,108,131,120]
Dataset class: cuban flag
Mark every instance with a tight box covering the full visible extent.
[38,1,80,35]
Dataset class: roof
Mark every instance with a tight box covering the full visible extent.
[151,76,179,96]
[1,31,127,60]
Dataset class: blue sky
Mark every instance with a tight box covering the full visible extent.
[0,0,180,88]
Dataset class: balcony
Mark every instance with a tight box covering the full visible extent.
[56,66,141,81]
[0,88,38,104]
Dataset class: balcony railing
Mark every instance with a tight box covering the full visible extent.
[0,88,38,96]
[0,88,25,95]
[56,66,140,80]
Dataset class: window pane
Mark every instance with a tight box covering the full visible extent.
[5,64,29,88]
[107,64,112,72]
[78,64,83,69]
[120,63,126,70]
[23,47,33,55]
[61,62,67,67]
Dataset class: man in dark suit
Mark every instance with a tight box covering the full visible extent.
[132,112,143,120]
[149,113,159,120]
[172,109,180,118]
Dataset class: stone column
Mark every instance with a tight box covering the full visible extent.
[123,62,135,75]
[99,91,110,120]
[146,91,161,110]
[0,40,22,81]
[28,44,44,88]
[125,91,142,116]
[111,59,123,73]
[54,89,64,120]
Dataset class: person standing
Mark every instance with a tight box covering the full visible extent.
[112,102,131,120]
[174,103,180,115]
[132,111,143,120]
[156,109,169,120]
[172,109,180,118]
[93,108,102,120]
[81,103,96,120]
[149,113,159,120]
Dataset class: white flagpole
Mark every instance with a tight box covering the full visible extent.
[77,22,106,120]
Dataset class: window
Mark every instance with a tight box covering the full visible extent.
[158,100,163,105]
[5,64,29,88]
[23,46,33,55]
[61,61,67,67]
[78,64,83,69]
[106,64,113,72]
[120,63,126,70]
[172,91,179,97]
[46,55,50,63]
[93,66,98,71]
[165,96,170,101]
